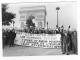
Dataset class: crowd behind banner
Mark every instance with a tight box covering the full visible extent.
[14,33,61,48]
[2,25,78,55]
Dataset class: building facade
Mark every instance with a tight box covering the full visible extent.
[19,6,47,29]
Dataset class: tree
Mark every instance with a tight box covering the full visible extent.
[26,19,35,28]
[2,4,15,25]
[26,16,35,28]
[47,22,48,29]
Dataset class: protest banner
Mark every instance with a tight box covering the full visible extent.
[14,33,61,48]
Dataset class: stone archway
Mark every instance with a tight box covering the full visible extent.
[19,6,47,29]
[38,21,42,28]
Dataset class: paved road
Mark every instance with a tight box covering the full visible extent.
[3,45,63,56]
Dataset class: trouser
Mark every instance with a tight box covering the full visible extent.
[9,39,14,47]
[3,37,5,49]
[63,43,69,55]
[5,37,9,45]
[68,34,72,51]
[69,41,72,51]
[61,36,64,52]
[72,43,77,54]
[61,40,63,52]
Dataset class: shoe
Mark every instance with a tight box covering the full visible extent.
[76,53,78,55]
[67,54,69,55]
[62,53,65,54]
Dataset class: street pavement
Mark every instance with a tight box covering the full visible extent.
[3,45,63,56]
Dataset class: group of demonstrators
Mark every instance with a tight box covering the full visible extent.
[60,25,77,55]
[2,29,16,48]
[18,27,55,34]
[2,25,77,55]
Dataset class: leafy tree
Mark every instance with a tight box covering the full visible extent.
[26,16,35,28]
[2,4,15,25]
[26,19,35,28]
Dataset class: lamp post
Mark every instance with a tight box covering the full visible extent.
[13,21,15,29]
[56,7,60,28]
[47,22,48,30]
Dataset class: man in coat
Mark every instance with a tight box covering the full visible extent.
[61,30,65,52]
[71,31,78,55]
[62,31,70,55]
[9,29,16,47]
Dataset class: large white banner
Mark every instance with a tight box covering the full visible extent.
[14,33,61,48]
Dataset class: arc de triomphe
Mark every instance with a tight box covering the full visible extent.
[19,6,47,29]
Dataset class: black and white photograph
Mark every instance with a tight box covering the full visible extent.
[2,1,78,56]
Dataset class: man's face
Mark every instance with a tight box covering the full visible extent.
[13,30,15,32]
[73,31,76,35]
[63,30,65,33]
[65,33,67,36]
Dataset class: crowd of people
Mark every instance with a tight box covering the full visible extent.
[3,29,16,48]
[60,27,77,55]
[16,25,65,34]
[2,25,78,55]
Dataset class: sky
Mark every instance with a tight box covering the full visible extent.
[6,2,77,30]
